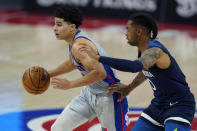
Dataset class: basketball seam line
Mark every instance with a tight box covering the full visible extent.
[38,67,41,89]
[23,82,45,93]
[29,68,38,89]
[40,71,50,90]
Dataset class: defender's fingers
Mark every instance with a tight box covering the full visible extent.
[78,44,91,50]
[118,96,125,102]
[107,88,119,93]
[78,43,89,46]
[108,89,121,95]
[79,47,91,53]
[109,84,119,87]
[107,85,119,90]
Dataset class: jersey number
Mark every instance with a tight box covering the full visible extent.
[148,79,157,91]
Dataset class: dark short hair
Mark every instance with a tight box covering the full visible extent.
[54,5,83,28]
[129,13,158,39]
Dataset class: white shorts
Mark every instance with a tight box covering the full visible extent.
[51,87,129,131]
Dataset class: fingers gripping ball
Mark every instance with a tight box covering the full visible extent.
[22,66,50,95]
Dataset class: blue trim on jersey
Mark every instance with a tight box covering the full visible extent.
[74,30,81,38]
[147,40,171,55]
[68,45,83,67]
[103,64,120,85]
[73,30,92,42]
[113,93,128,131]
[74,36,92,42]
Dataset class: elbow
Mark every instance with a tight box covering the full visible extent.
[100,71,107,80]
[94,70,107,80]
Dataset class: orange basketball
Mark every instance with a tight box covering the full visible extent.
[22,66,50,95]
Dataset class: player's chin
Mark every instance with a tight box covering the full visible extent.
[56,36,62,40]
[55,35,61,40]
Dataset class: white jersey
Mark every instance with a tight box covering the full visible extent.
[69,30,120,94]
[52,30,129,131]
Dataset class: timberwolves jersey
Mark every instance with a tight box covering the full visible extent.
[69,30,120,94]
[138,39,195,125]
[139,40,193,103]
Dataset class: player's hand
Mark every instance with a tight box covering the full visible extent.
[107,83,131,102]
[78,43,100,60]
[51,77,72,90]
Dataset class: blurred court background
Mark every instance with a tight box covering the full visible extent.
[0,0,197,130]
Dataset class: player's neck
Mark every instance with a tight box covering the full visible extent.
[64,29,78,45]
[138,37,151,53]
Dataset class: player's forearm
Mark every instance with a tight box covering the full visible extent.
[127,72,147,91]
[48,61,76,77]
[98,56,143,73]
[70,70,106,88]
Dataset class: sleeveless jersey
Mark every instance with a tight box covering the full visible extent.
[138,40,194,104]
[69,30,120,94]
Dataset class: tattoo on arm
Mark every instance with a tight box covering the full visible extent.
[128,72,147,89]
[139,48,161,69]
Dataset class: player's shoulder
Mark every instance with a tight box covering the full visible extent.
[74,37,91,46]
[73,38,97,52]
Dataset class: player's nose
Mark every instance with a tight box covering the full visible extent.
[125,32,128,38]
[53,25,57,32]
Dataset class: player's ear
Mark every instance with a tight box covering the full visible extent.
[136,28,143,36]
[70,24,76,32]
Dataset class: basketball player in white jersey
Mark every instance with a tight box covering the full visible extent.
[48,5,128,131]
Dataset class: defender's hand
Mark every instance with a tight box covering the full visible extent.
[78,43,100,60]
[51,77,72,90]
[107,83,131,102]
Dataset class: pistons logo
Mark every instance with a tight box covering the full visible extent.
[0,108,196,131]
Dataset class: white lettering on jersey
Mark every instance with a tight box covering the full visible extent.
[142,70,154,77]
[148,79,157,91]
[142,71,156,90]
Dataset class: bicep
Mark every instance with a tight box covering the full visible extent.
[80,52,104,71]
[139,47,170,69]
[139,47,161,69]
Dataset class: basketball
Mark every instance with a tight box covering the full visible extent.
[22,66,50,95]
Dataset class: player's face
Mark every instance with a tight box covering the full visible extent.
[125,20,139,46]
[53,17,73,40]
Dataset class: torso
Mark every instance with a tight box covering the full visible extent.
[69,30,120,94]
[139,40,193,103]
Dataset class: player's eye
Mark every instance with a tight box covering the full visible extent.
[57,24,62,27]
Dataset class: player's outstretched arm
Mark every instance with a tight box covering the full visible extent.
[79,43,169,72]
[99,47,165,71]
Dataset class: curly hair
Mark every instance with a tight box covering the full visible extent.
[54,5,83,28]
[129,13,158,40]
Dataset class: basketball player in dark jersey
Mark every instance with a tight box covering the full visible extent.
[79,13,196,131]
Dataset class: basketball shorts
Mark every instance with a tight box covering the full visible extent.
[133,93,195,130]
[52,86,128,131]
[132,117,191,131]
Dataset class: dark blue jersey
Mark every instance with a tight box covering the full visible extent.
[139,40,193,104]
